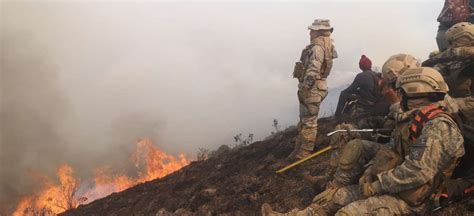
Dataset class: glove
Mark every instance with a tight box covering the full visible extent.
[444,178,472,200]
[360,180,383,198]
[359,174,374,186]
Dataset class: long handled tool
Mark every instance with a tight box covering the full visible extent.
[276,146,333,174]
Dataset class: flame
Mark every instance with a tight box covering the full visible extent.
[13,139,190,215]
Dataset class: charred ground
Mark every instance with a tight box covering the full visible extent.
[62,117,474,215]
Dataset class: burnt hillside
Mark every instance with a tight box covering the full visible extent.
[62,117,474,215]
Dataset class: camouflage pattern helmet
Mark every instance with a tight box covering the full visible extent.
[308,19,333,32]
[396,67,449,97]
[382,54,420,84]
[445,22,474,45]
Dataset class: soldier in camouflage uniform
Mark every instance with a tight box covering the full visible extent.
[289,19,337,160]
[263,67,465,216]
[425,22,474,97]
[336,67,464,215]
[424,22,474,178]
[302,54,420,185]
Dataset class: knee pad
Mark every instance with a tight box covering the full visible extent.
[338,139,364,170]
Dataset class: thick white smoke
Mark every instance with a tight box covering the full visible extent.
[0,1,442,213]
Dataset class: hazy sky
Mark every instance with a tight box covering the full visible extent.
[1,0,444,211]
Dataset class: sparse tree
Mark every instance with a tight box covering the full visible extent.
[197,148,210,161]
[271,119,281,134]
[233,133,254,147]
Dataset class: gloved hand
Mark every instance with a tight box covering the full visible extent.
[444,178,472,200]
[359,174,374,186]
[360,180,383,198]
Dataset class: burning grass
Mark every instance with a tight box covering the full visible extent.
[13,139,190,215]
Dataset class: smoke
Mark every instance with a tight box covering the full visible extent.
[1,0,443,213]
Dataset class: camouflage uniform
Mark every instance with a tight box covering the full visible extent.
[337,113,464,215]
[263,100,464,216]
[424,22,474,98]
[322,54,420,186]
[263,68,465,216]
[423,22,474,177]
[335,68,464,215]
[291,19,337,159]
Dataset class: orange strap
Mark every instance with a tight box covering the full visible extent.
[409,104,449,142]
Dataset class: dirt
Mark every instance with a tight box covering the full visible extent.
[61,116,474,216]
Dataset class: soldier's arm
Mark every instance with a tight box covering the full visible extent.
[376,117,465,194]
[423,47,474,66]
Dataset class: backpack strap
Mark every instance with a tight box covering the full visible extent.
[409,104,454,142]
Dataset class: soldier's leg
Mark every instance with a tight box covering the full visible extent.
[303,122,363,186]
[300,103,319,151]
[312,185,362,215]
[262,185,363,216]
[335,195,416,216]
[332,140,384,186]
[288,101,311,159]
[291,102,319,159]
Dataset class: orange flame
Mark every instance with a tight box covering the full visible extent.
[13,139,190,215]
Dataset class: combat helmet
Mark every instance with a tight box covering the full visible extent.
[445,22,474,47]
[396,67,449,97]
[308,19,333,32]
[382,54,420,84]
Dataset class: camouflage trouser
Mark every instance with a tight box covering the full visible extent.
[294,85,327,157]
[327,123,361,176]
[265,185,427,216]
[310,185,426,215]
[297,101,319,152]
[333,139,384,186]
[335,194,428,216]
[275,185,362,215]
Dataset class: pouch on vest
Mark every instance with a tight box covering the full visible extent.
[293,61,304,80]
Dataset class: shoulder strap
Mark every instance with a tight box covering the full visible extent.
[409,104,454,141]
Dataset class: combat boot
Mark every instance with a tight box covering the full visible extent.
[287,136,313,161]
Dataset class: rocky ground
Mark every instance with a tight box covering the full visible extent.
[61,117,474,216]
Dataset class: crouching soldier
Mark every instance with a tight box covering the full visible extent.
[263,67,465,215]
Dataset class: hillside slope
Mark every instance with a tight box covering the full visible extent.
[62,117,474,215]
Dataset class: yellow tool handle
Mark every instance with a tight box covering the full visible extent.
[276,146,333,174]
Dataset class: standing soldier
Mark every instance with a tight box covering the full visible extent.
[289,19,337,160]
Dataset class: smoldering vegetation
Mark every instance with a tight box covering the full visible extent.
[1,1,442,214]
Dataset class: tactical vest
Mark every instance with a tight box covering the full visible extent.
[299,36,335,80]
[373,105,459,206]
